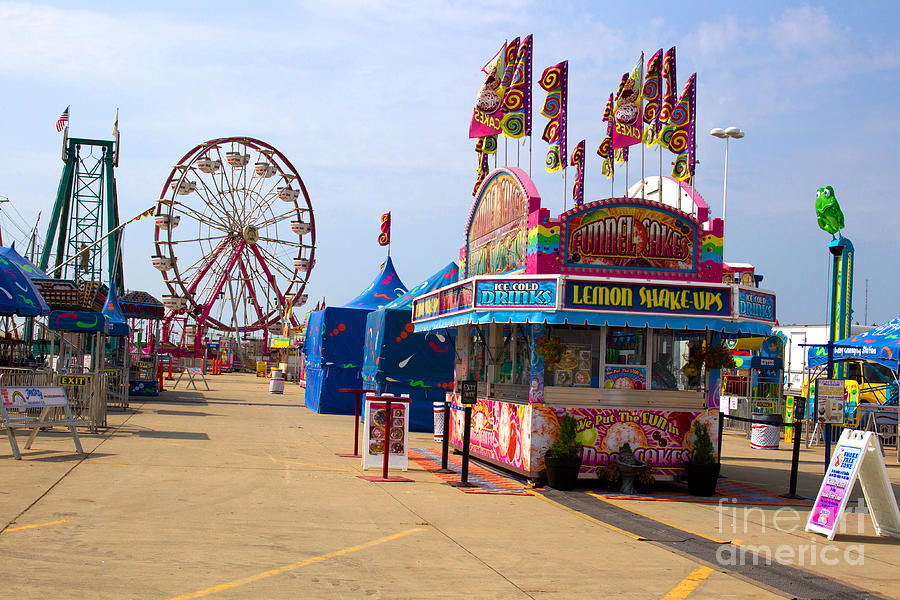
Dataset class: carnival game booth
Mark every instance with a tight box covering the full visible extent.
[806,316,900,426]
[412,167,777,481]
[303,257,407,415]
[121,291,165,396]
[362,262,459,432]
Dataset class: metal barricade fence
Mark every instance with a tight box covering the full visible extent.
[105,368,128,411]
[0,368,55,423]
[723,396,787,437]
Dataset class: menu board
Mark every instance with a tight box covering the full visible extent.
[362,395,410,471]
[553,346,592,387]
[816,379,845,424]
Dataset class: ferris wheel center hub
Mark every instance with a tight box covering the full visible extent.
[242,225,260,244]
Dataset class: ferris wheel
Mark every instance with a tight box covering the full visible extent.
[153,137,315,351]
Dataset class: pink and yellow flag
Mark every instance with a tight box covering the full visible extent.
[612,55,643,149]
[469,42,507,139]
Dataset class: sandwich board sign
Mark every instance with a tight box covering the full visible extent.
[806,429,900,541]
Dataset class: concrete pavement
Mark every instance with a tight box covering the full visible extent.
[0,373,896,598]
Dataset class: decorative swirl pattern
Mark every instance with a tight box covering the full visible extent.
[672,153,691,181]
[501,112,525,138]
[477,135,498,154]
[378,232,390,245]
[541,92,561,119]
[545,145,562,172]
[541,120,559,144]
[539,66,561,91]
[499,37,520,91]
[669,101,690,126]
[642,127,658,147]
[666,128,688,153]
[503,87,524,112]
[641,78,659,103]
[597,137,611,158]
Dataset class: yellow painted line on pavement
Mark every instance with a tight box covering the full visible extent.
[167,527,425,600]
[4,519,71,533]
[587,493,730,544]
[527,490,644,541]
[661,565,713,600]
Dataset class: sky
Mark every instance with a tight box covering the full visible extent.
[0,0,898,332]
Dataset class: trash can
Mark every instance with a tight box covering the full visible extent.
[433,401,445,442]
[269,369,285,394]
[750,412,782,449]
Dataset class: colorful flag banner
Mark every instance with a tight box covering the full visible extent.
[641,49,663,146]
[497,37,520,99]
[655,47,677,143]
[112,108,119,138]
[570,140,585,206]
[539,60,568,173]
[56,106,69,133]
[596,93,615,179]
[612,55,643,149]
[501,34,533,139]
[378,212,391,246]
[469,42,506,139]
[658,73,697,181]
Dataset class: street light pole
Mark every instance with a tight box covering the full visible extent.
[710,127,744,261]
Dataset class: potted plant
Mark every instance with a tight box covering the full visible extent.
[684,420,720,497]
[682,341,736,389]
[544,413,582,490]
[535,335,567,368]
[595,463,620,491]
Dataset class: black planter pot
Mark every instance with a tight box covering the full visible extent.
[684,462,721,497]
[544,454,583,490]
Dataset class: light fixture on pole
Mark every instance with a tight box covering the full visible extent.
[710,127,744,261]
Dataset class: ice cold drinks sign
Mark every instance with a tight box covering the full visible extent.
[475,279,556,309]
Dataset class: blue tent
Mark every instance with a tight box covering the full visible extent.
[0,244,51,280]
[303,257,408,415]
[362,262,459,431]
[101,284,129,337]
[0,246,50,317]
[808,316,900,371]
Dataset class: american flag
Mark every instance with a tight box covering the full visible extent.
[56,106,69,132]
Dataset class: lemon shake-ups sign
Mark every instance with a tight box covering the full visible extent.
[564,280,730,317]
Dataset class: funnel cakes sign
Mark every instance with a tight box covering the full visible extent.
[562,199,699,276]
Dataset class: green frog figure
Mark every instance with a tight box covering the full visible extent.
[815,185,844,236]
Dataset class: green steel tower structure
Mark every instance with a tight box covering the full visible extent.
[39,130,124,292]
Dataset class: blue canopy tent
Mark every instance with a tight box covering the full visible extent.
[0,247,51,317]
[808,316,900,371]
[303,257,407,415]
[362,262,459,431]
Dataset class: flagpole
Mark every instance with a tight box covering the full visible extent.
[640,52,645,199]
[563,168,567,213]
